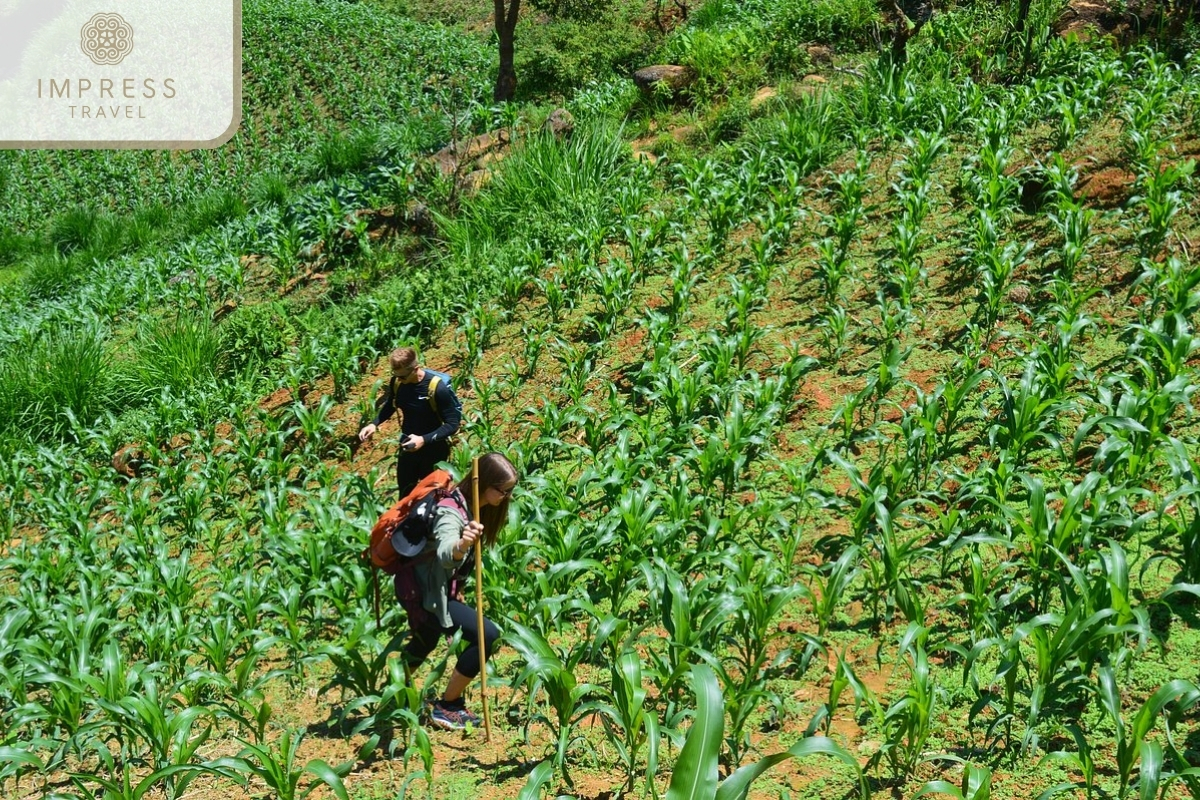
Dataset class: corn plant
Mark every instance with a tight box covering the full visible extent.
[1159,439,1200,583]
[213,727,350,800]
[812,237,850,304]
[805,545,861,635]
[1096,667,1200,800]
[817,303,854,363]
[972,238,1031,336]
[1072,370,1190,484]
[593,650,660,796]
[68,762,215,800]
[92,680,214,800]
[665,664,866,800]
[506,619,604,787]
[1038,723,1097,800]
[1130,158,1193,258]
[1054,541,1152,671]
[747,195,800,284]
[916,762,993,800]
[1038,153,1079,208]
[641,564,736,703]
[986,362,1070,464]
[961,112,1019,217]
[1048,200,1094,282]
[665,244,700,326]
[711,548,805,766]
[1131,255,1200,324]
[943,540,1019,639]
[965,592,1141,753]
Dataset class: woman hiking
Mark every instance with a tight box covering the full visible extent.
[395,452,516,730]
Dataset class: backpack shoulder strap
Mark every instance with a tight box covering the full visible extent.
[425,369,454,423]
[438,487,469,521]
[428,374,442,419]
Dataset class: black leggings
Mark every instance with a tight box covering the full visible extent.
[396,439,451,497]
[403,600,501,679]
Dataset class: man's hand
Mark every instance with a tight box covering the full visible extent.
[358,423,377,442]
[401,434,426,452]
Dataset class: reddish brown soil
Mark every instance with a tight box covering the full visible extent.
[1077,166,1135,208]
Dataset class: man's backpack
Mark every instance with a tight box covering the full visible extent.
[366,469,454,573]
[388,368,454,423]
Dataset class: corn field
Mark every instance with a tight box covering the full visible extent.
[4,1,1200,798]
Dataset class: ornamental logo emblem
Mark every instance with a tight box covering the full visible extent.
[80,13,134,66]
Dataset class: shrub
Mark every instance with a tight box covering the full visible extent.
[705,92,754,142]
[772,0,880,47]
[686,0,881,74]
[218,301,298,375]
[516,10,653,98]
[658,26,762,99]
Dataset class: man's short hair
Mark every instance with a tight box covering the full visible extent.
[390,347,417,370]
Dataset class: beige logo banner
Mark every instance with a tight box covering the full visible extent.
[0,0,241,148]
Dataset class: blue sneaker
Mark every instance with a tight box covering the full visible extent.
[430,699,480,730]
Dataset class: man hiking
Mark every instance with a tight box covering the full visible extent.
[359,347,463,497]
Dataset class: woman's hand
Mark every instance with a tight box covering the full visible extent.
[454,521,483,558]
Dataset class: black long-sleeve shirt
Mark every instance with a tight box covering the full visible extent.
[373,369,462,444]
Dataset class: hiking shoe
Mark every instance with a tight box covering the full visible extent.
[430,700,480,730]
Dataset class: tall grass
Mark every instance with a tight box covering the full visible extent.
[309,128,380,179]
[441,122,639,255]
[123,313,224,401]
[0,325,114,442]
[185,189,247,236]
[23,253,85,300]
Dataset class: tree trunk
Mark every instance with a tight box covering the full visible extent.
[889,0,933,67]
[1014,0,1033,33]
[1014,0,1034,68]
[493,0,520,102]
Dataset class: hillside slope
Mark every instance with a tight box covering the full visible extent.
[4,4,1200,800]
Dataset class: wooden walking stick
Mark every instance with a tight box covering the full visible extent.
[471,457,492,741]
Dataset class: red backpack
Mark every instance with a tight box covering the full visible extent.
[366,469,455,572]
[365,469,455,626]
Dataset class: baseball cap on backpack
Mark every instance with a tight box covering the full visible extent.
[390,492,442,557]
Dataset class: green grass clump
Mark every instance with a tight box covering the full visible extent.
[445,122,638,253]
[219,302,299,376]
[124,313,224,401]
[309,128,382,180]
[0,325,114,441]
